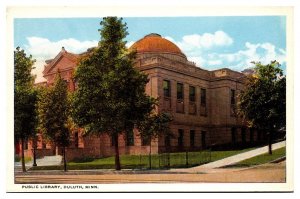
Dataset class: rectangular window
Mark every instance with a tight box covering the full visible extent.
[163,80,171,97]
[257,130,262,141]
[231,127,236,144]
[178,129,184,147]
[126,130,134,146]
[111,135,115,146]
[231,89,235,105]
[189,86,195,102]
[201,131,206,149]
[250,128,254,143]
[42,141,47,149]
[165,135,170,147]
[201,88,206,106]
[24,139,28,150]
[241,128,246,143]
[190,130,195,147]
[74,132,79,148]
[141,136,150,146]
[177,83,184,100]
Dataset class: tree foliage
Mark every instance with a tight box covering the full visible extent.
[14,47,37,172]
[72,17,155,170]
[37,73,70,171]
[138,112,173,142]
[14,47,37,140]
[238,61,286,153]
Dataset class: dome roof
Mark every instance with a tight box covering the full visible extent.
[129,33,185,57]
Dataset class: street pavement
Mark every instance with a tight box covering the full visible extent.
[15,161,286,183]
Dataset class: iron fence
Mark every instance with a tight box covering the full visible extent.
[136,149,211,169]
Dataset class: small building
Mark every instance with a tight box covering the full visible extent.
[17,33,261,161]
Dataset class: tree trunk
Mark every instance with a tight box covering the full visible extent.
[114,134,121,170]
[63,146,67,172]
[21,138,26,172]
[268,130,273,155]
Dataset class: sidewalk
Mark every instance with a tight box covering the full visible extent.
[171,141,286,173]
[15,155,62,172]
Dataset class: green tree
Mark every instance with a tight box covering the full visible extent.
[38,73,70,171]
[137,112,173,168]
[14,47,37,172]
[238,61,286,154]
[72,17,155,170]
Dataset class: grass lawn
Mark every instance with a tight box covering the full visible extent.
[30,147,256,171]
[225,147,286,168]
[15,156,32,163]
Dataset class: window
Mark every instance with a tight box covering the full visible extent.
[42,141,47,149]
[231,127,236,144]
[178,129,184,147]
[201,131,206,149]
[74,132,79,148]
[189,86,195,102]
[190,130,195,147]
[165,135,170,147]
[241,128,246,143]
[201,88,206,106]
[231,89,235,105]
[257,130,262,141]
[111,135,115,146]
[177,83,184,100]
[126,130,134,146]
[141,136,150,146]
[250,128,254,143]
[24,139,28,150]
[163,80,171,97]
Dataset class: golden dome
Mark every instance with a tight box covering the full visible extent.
[129,33,185,57]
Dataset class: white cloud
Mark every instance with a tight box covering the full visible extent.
[24,37,98,83]
[210,42,286,71]
[164,31,235,68]
[208,60,223,66]
[26,37,98,60]
[163,36,175,43]
[126,41,134,48]
[175,31,233,51]
[165,33,285,71]
[189,56,206,66]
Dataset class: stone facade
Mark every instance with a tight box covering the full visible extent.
[17,33,260,161]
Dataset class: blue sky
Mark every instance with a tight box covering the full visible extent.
[14,16,286,82]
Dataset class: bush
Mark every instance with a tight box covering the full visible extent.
[71,157,95,163]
